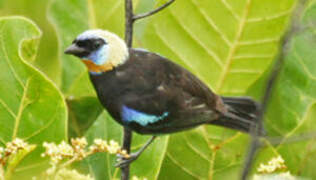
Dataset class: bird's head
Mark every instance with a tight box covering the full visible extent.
[64,29,129,74]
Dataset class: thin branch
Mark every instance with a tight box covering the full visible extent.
[240,1,308,179]
[122,0,174,179]
[121,128,132,180]
[122,0,134,179]
[133,0,175,21]
[125,0,134,47]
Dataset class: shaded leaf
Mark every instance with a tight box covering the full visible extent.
[67,97,103,138]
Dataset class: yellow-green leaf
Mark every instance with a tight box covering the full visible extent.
[140,0,295,179]
[0,16,67,176]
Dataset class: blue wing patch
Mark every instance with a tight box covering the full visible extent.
[121,105,169,126]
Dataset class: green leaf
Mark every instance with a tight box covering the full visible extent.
[140,0,295,179]
[0,0,61,85]
[67,97,103,138]
[262,2,316,178]
[48,0,91,95]
[0,16,67,177]
[5,144,36,180]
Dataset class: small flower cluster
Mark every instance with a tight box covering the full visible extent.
[89,139,129,158]
[257,156,287,174]
[0,147,4,163]
[132,176,148,180]
[71,137,88,160]
[42,141,74,163]
[0,138,33,165]
[253,172,296,180]
[42,137,129,165]
[53,168,94,180]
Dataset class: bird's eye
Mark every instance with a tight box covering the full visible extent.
[93,39,105,49]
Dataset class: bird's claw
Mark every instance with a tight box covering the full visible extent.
[115,153,138,168]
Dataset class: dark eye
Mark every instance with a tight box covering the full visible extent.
[94,39,106,49]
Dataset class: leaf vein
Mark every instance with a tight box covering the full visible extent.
[233,54,275,60]
[247,8,293,23]
[0,98,17,118]
[24,104,59,141]
[183,134,211,162]
[230,69,262,74]
[294,50,316,80]
[166,153,202,179]
[153,24,207,82]
[191,0,233,46]
[168,10,224,68]
[216,0,252,92]
[0,31,25,89]
[12,78,31,139]
[220,0,241,20]
[239,37,280,46]
[277,102,316,147]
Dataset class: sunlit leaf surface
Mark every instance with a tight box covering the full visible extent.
[141,0,295,179]
[0,17,67,176]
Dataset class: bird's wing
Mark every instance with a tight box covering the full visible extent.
[117,49,223,128]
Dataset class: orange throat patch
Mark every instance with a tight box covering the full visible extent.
[83,60,114,73]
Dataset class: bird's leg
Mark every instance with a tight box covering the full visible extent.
[116,136,156,168]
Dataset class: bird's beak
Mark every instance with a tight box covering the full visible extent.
[64,44,87,57]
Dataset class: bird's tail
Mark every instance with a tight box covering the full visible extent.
[211,96,265,135]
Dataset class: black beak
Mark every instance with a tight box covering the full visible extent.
[64,44,88,57]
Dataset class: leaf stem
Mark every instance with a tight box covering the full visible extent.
[122,0,174,179]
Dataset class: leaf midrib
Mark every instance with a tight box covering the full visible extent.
[12,78,30,139]
[216,0,252,92]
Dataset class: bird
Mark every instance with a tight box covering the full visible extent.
[64,29,262,167]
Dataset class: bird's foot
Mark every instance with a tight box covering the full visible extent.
[115,136,157,168]
[115,153,139,168]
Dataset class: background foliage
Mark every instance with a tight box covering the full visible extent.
[0,0,316,179]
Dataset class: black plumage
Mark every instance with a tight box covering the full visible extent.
[65,30,263,166]
[89,49,260,135]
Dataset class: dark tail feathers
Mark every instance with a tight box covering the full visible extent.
[211,96,265,135]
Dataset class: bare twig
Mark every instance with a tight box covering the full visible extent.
[122,0,134,178]
[240,1,308,179]
[121,128,132,180]
[125,0,134,47]
[133,0,175,21]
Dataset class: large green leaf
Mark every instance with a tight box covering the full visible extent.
[48,0,169,179]
[0,0,61,84]
[48,0,91,95]
[264,2,316,178]
[0,16,67,177]
[140,0,295,179]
